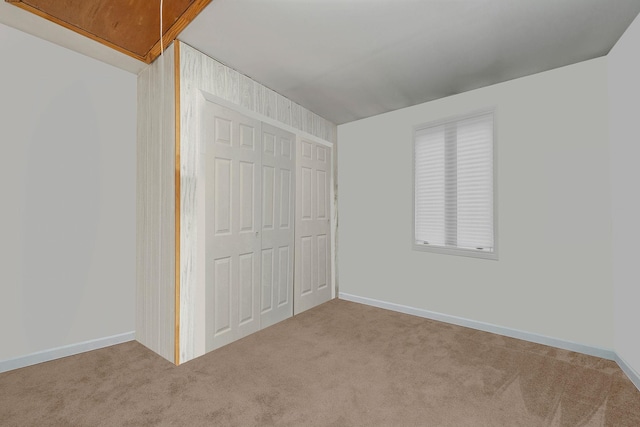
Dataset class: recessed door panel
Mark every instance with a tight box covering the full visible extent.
[263,132,276,155]
[214,159,232,235]
[239,253,255,324]
[317,234,328,290]
[278,246,290,306]
[281,137,292,160]
[262,166,275,230]
[302,141,313,159]
[215,118,232,146]
[239,162,255,233]
[213,257,231,336]
[301,236,313,295]
[280,169,291,228]
[317,169,327,220]
[240,124,255,150]
[261,249,274,313]
[302,167,312,220]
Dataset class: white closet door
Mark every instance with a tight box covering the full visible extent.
[294,139,332,314]
[205,102,262,351]
[260,123,296,328]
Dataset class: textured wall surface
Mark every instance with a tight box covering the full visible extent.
[136,45,177,363]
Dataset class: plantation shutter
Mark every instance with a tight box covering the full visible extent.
[414,112,494,252]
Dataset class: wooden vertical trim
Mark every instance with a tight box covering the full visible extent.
[174,40,181,366]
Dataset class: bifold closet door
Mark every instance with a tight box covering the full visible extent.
[260,123,296,328]
[204,102,262,351]
[294,139,332,314]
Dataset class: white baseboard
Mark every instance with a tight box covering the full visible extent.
[339,293,616,361]
[615,353,640,391]
[0,331,135,374]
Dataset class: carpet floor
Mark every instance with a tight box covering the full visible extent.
[1,299,639,426]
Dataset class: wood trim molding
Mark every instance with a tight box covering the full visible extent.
[174,41,182,365]
[145,0,211,63]
[5,0,147,62]
[5,0,211,64]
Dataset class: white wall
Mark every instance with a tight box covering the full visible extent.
[608,14,640,379]
[338,58,613,350]
[0,23,136,362]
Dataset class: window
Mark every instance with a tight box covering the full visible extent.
[413,110,496,259]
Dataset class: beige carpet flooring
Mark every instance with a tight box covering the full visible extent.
[1,299,639,426]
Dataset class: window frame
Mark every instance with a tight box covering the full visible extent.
[412,108,499,260]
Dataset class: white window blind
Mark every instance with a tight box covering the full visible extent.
[414,111,494,255]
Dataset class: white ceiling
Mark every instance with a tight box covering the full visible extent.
[2,0,638,125]
[180,0,640,125]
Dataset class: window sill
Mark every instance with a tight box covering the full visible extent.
[412,243,498,260]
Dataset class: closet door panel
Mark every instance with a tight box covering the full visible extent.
[205,102,261,352]
[294,139,332,314]
[260,123,296,328]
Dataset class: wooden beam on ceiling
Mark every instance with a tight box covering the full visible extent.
[5,0,211,63]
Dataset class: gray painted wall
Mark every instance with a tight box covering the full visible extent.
[0,23,136,361]
[338,57,613,350]
[609,14,640,378]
